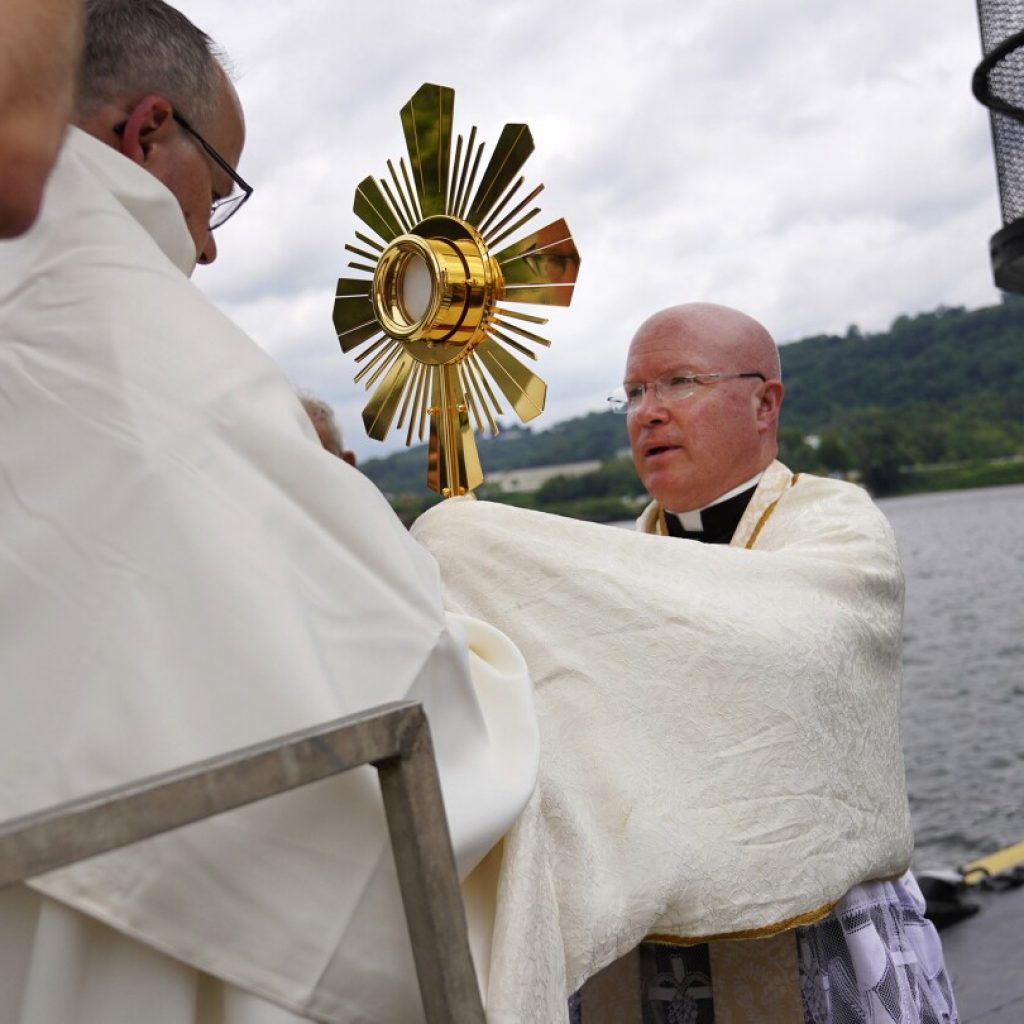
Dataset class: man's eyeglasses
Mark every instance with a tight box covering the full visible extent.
[113,110,253,229]
[172,111,252,228]
[607,372,767,415]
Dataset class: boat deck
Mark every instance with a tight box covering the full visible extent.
[942,880,1024,1023]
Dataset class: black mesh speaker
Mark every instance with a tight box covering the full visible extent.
[974,2,1024,291]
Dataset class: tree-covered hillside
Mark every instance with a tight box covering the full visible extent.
[360,411,630,496]
[780,302,1024,433]
[361,300,1024,517]
[777,302,1024,492]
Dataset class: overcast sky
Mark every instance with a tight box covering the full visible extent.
[173,0,1001,461]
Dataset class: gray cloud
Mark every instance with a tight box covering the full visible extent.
[174,0,1001,461]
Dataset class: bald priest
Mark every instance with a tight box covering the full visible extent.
[414,303,959,1024]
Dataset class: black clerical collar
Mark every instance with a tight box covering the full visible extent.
[664,485,758,545]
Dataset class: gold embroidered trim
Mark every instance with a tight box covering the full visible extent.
[744,472,800,550]
[644,897,838,947]
[642,863,911,947]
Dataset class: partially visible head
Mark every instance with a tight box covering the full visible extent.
[300,395,357,467]
[76,0,246,266]
[623,302,784,511]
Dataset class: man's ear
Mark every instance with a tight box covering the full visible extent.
[756,380,784,429]
[117,96,175,169]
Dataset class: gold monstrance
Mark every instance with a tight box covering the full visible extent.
[332,83,581,496]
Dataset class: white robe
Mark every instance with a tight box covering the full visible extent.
[413,464,915,1023]
[0,129,539,1023]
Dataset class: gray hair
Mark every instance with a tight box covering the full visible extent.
[78,0,224,128]
[299,394,345,459]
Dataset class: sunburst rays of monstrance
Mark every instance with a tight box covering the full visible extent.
[332,83,580,497]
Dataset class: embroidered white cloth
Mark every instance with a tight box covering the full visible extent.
[0,129,538,1024]
[412,463,914,1024]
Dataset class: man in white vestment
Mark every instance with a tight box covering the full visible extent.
[0,2,538,1022]
[412,305,960,1023]
[605,304,959,1023]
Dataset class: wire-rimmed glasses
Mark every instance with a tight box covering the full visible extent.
[607,372,767,415]
[171,111,253,229]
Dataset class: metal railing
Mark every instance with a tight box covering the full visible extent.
[0,700,485,1024]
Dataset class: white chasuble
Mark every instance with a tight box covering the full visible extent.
[412,462,914,1024]
[0,129,538,1023]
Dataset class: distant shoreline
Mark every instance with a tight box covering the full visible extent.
[392,468,1024,527]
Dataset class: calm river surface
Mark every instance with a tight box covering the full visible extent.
[878,484,1024,870]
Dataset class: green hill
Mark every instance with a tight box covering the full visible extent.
[776,301,1024,492]
[780,303,1024,433]
[359,411,628,496]
[361,300,1024,519]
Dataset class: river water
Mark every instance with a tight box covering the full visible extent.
[879,484,1024,870]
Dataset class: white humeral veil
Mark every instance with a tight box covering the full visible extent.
[0,130,538,1024]
[412,464,914,1024]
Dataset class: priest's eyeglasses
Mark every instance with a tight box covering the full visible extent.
[113,111,253,229]
[607,372,767,415]
[172,112,253,228]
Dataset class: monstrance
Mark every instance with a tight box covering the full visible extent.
[332,83,580,496]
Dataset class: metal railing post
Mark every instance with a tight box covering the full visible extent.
[0,700,486,1024]
[376,705,486,1022]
